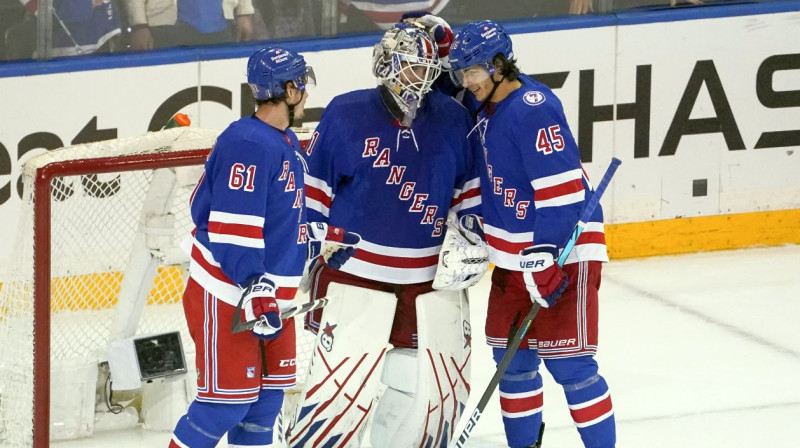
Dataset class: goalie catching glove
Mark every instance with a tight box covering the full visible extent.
[239,275,282,340]
[519,244,569,308]
[432,214,489,290]
[300,222,361,293]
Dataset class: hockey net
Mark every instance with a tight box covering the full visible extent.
[0,127,318,447]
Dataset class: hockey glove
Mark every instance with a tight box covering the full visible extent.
[433,214,489,291]
[458,213,485,245]
[300,222,362,293]
[401,12,454,60]
[519,245,569,308]
[241,275,282,340]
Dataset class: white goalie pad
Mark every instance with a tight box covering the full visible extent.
[370,289,471,448]
[287,283,397,447]
[433,219,489,291]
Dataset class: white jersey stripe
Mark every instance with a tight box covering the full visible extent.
[208,232,265,248]
[534,190,585,208]
[357,239,441,257]
[451,195,481,213]
[208,210,265,227]
[452,177,481,199]
[530,168,583,189]
[339,258,437,284]
[305,197,330,217]
[304,174,333,197]
[483,224,533,243]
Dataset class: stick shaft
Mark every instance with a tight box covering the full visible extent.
[451,157,621,448]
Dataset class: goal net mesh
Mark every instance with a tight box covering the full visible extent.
[0,127,317,446]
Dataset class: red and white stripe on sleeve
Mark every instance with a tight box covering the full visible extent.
[531,168,585,209]
[484,224,533,270]
[450,177,481,213]
[207,211,265,248]
[304,174,333,217]
[563,221,609,264]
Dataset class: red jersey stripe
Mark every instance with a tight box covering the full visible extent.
[354,249,439,269]
[208,221,263,239]
[451,187,481,208]
[576,231,606,245]
[305,184,332,208]
[486,234,530,255]
[192,246,235,285]
[534,178,584,202]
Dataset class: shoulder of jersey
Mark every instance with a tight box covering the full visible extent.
[429,89,470,113]
[328,88,377,111]
[218,118,283,159]
[513,76,556,108]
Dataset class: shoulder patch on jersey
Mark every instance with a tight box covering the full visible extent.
[522,91,546,106]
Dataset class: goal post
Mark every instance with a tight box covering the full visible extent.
[0,127,319,447]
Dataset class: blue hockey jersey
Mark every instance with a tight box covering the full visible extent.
[303,88,481,284]
[189,115,308,310]
[475,75,608,270]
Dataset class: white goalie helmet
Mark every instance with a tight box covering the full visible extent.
[372,24,442,120]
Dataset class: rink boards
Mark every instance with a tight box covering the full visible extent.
[1,2,799,277]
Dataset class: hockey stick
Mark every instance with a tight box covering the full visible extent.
[231,297,330,334]
[450,157,622,448]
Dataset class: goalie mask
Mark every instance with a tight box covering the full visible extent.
[372,25,442,125]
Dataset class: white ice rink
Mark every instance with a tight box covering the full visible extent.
[53,244,800,448]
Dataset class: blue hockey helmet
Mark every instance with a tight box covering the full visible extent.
[448,20,514,73]
[247,47,316,100]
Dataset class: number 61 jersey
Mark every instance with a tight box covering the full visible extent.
[476,75,608,270]
[302,88,482,285]
[188,115,308,309]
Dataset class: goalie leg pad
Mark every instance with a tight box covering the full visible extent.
[288,282,397,448]
[492,348,544,448]
[369,348,417,447]
[370,289,471,448]
[171,400,250,448]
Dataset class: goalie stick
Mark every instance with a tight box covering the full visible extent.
[450,157,622,448]
[231,297,329,334]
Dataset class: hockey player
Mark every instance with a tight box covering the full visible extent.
[448,20,617,448]
[289,23,481,448]
[169,46,358,448]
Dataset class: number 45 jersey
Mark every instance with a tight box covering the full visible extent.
[303,88,482,285]
[476,75,609,271]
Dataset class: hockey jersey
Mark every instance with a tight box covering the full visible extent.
[475,75,608,270]
[189,115,308,310]
[303,88,481,284]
